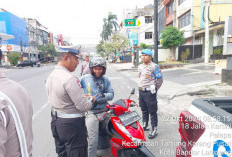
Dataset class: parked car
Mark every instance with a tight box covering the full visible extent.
[176,97,232,157]
[17,60,37,67]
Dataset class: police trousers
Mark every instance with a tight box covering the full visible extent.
[139,90,158,127]
[51,114,88,157]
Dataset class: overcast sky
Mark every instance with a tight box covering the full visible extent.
[2,0,153,45]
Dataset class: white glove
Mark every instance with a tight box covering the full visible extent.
[150,85,156,94]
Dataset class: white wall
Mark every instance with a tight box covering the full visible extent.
[158,48,171,61]
[138,16,154,45]
[180,25,193,38]
[176,0,193,39]
[176,0,192,17]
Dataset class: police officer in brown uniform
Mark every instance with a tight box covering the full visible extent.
[80,53,90,76]
[46,50,96,157]
[138,49,163,139]
[0,50,33,157]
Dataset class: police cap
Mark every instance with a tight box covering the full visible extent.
[141,49,153,56]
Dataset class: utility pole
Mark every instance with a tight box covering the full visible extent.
[204,0,210,63]
[154,0,158,64]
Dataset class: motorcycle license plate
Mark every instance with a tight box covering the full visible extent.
[119,111,141,126]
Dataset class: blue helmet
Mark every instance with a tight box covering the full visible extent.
[141,49,153,56]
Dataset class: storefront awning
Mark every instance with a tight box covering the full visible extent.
[0,33,14,40]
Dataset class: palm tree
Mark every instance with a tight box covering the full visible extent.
[101,12,118,41]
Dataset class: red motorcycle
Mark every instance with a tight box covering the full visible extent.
[94,88,155,157]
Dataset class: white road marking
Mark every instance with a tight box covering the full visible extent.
[32,102,49,120]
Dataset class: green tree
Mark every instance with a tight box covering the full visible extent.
[103,42,114,58]
[101,33,129,58]
[7,52,21,66]
[139,43,152,50]
[111,33,129,56]
[181,48,190,62]
[160,26,185,60]
[39,43,57,58]
[213,48,223,55]
[101,12,118,41]
[96,40,105,57]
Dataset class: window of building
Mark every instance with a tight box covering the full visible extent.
[145,32,153,39]
[179,11,191,29]
[216,29,224,45]
[179,0,186,5]
[167,0,174,14]
[29,32,34,40]
[145,16,152,23]
[194,36,201,44]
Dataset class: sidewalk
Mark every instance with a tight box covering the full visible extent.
[109,62,232,97]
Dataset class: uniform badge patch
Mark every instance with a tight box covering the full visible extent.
[76,80,81,87]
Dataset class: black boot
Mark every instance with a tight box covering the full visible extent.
[142,122,149,131]
[148,126,158,139]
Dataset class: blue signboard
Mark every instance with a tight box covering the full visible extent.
[129,32,138,46]
[0,11,28,47]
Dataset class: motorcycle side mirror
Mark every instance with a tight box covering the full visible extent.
[131,88,135,95]
[129,88,135,99]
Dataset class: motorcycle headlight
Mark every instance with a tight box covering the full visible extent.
[115,122,132,138]
[115,122,144,145]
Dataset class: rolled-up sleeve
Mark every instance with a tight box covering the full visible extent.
[104,78,114,101]
[65,77,93,112]
[156,77,163,90]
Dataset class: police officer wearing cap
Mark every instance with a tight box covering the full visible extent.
[138,49,163,139]
[46,50,96,157]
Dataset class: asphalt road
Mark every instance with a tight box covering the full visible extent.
[3,62,220,157]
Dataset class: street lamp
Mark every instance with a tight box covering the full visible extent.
[154,0,159,64]
[204,0,210,63]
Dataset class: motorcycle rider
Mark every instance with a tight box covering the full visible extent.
[80,57,114,157]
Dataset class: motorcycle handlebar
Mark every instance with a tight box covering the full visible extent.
[95,98,108,104]
[130,100,138,107]
[92,107,109,115]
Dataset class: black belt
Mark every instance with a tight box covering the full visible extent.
[139,87,151,92]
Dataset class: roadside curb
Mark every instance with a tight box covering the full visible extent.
[160,64,185,69]
[209,84,232,96]
[169,83,232,100]
[168,86,209,100]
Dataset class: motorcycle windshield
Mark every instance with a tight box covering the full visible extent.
[112,99,127,109]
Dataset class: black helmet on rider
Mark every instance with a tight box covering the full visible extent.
[89,57,106,76]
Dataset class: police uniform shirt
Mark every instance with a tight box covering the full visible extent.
[138,61,163,89]
[82,63,91,76]
[46,65,93,114]
[0,71,33,157]
[80,61,89,75]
